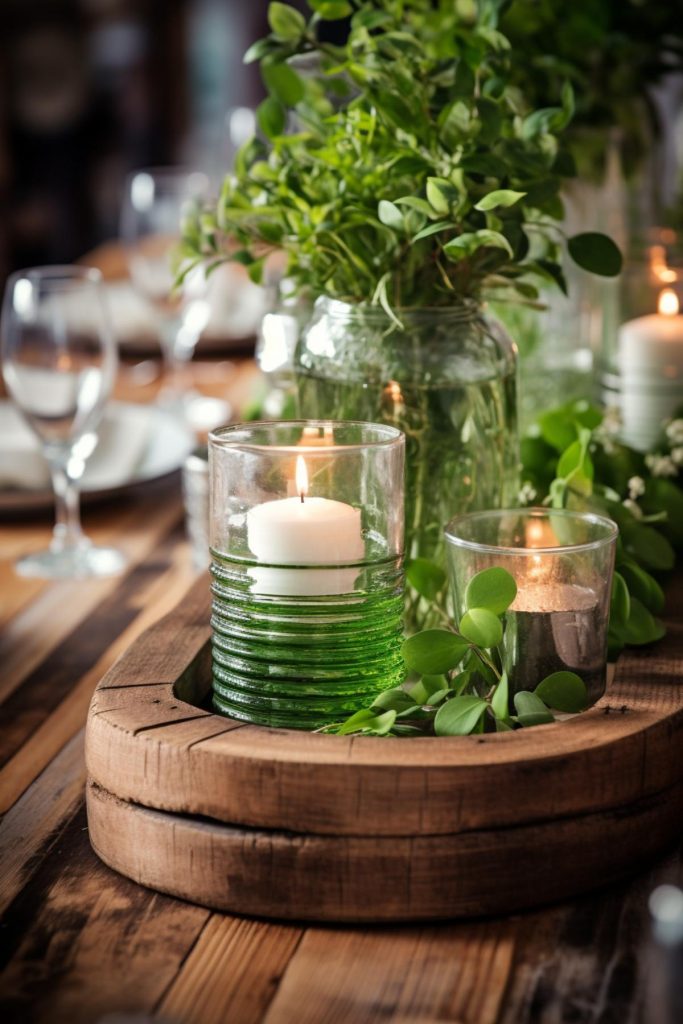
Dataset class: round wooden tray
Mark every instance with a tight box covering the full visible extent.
[85,576,683,922]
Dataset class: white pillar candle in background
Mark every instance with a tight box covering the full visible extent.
[618,288,683,451]
[247,456,365,596]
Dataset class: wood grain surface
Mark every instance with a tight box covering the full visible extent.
[0,357,682,1022]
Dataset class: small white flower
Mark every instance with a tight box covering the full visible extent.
[601,406,622,437]
[645,453,678,478]
[672,446,683,466]
[622,499,643,520]
[627,475,646,499]
[518,481,537,504]
[665,419,683,446]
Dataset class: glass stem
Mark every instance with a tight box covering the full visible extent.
[159,317,187,397]
[50,463,85,552]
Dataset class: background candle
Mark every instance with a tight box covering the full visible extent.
[618,288,683,451]
[247,456,365,596]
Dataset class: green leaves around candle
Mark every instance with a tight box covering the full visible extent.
[459,608,503,648]
[434,696,488,736]
[465,566,517,616]
[406,558,447,601]
[534,671,588,713]
[513,691,554,726]
[402,629,469,675]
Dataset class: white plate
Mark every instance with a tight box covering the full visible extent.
[0,400,195,513]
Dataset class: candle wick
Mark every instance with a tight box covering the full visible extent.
[300,492,305,504]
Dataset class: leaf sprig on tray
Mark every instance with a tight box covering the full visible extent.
[180,0,622,313]
[325,566,588,738]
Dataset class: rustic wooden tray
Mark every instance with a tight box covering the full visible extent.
[85,576,683,922]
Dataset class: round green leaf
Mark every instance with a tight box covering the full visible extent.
[513,691,554,726]
[402,630,469,675]
[310,0,352,19]
[623,524,675,572]
[371,688,416,713]
[406,558,447,600]
[622,597,666,646]
[262,62,304,107]
[465,567,517,615]
[619,562,665,615]
[535,671,588,713]
[378,199,404,231]
[568,233,623,277]
[268,2,306,40]
[459,608,503,648]
[609,572,630,631]
[256,97,285,139]
[434,696,487,736]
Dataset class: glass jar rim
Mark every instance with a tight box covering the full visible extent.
[314,296,481,322]
[445,507,619,556]
[209,419,404,453]
[7,265,104,287]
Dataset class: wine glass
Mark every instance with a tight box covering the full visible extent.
[1,265,125,579]
[121,168,230,429]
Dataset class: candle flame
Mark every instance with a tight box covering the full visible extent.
[296,455,308,502]
[658,288,679,317]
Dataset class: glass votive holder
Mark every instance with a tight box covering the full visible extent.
[445,508,618,708]
[208,420,405,728]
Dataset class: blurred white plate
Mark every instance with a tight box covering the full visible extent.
[0,401,195,513]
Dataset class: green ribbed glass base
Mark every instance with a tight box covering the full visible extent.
[210,552,404,729]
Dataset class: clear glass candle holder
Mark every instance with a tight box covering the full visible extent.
[208,420,405,728]
[445,508,618,708]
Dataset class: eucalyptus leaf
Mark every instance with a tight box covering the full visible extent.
[268,3,306,40]
[513,691,554,726]
[406,558,447,599]
[622,597,666,646]
[465,567,517,615]
[535,671,588,713]
[402,629,469,675]
[474,189,527,211]
[459,607,503,648]
[434,696,488,736]
[491,671,510,720]
[568,233,623,277]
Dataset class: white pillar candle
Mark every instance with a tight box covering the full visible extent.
[246,456,365,596]
[618,289,683,451]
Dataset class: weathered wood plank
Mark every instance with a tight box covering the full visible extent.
[0,485,184,708]
[157,914,303,1024]
[0,731,85,917]
[0,519,186,773]
[0,548,197,814]
[262,921,514,1024]
[0,805,210,1024]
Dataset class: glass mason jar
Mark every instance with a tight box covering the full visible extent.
[294,297,519,626]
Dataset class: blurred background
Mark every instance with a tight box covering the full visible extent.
[0,0,311,278]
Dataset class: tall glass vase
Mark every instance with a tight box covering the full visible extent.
[294,298,519,628]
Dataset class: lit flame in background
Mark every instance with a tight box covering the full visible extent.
[650,245,678,285]
[658,288,680,317]
[296,455,309,500]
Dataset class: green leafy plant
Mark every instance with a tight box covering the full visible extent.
[499,0,683,182]
[325,565,588,737]
[180,0,622,313]
[520,402,682,658]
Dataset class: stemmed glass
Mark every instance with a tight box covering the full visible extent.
[121,168,229,427]
[1,265,125,578]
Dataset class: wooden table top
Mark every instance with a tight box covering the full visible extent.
[1,360,681,1024]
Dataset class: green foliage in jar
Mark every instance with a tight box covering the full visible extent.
[179,0,622,312]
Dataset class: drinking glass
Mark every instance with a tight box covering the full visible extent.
[121,167,229,428]
[1,265,125,578]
